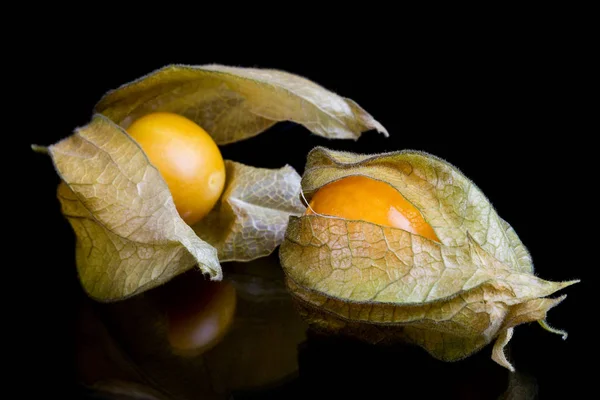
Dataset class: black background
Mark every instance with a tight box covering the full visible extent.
[23,21,591,399]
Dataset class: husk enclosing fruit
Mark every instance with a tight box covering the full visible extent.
[42,65,387,301]
[280,147,578,371]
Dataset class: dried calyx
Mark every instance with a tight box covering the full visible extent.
[280,147,579,371]
[41,65,387,301]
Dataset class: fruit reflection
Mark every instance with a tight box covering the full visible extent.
[79,255,308,399]
[158,272,236,355]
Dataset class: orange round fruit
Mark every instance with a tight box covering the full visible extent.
[127,112,226,226]
[306,175,439,242]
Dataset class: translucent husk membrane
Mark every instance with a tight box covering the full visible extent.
[280,147,579,371]
[41,65,387,301]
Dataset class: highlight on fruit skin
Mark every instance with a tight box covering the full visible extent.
[305,175,439,242]
[126,112,226,226]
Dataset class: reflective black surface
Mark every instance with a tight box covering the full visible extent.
[73,253,543,399]
[28,33,589,399]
